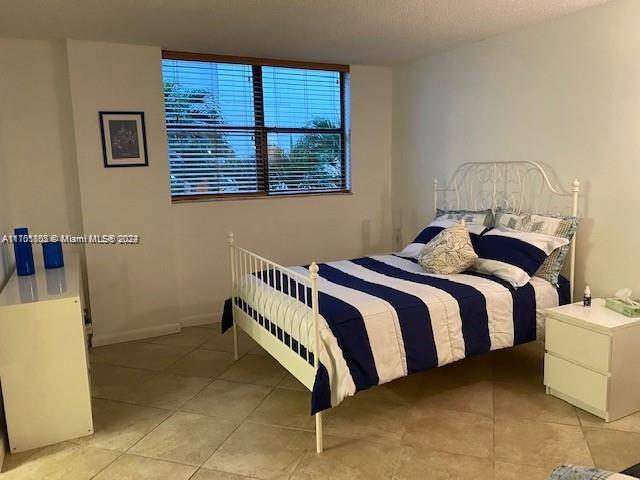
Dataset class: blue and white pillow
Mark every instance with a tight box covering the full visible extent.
[494,209,578,285]
[398,210,492,260]
[471,227,569,287]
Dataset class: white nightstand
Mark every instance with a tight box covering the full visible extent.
[544,298,640,422]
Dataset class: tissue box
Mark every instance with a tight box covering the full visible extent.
[605,298,640,317]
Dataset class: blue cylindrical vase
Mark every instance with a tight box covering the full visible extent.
[13,227,35,276]
[43,241,64,269]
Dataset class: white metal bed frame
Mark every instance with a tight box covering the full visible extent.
[227,161,579,454]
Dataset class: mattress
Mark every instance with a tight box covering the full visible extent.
[225,254,569,413]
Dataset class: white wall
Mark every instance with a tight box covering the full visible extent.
[0,148,8,471]
[62,40,392,343]
[2,0,635,343]
[0,135,12,290]
[173,65,393,322]
[0,39,83,243]
[0,38,392,345]
[0,39,84,282]
[66,40,180,345]
[0,84,9,472]
[0,38,85,464]
[392,0,640,299]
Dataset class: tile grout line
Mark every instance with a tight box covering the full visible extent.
[102,345,280,474]
[90,367,217,411]
[90,395,176,412]
[246,382,414,439]
[86,338,232,478]
[133,338,209,348]
[100,371,219,464]
[91,452,203,480]
[91,345,248,382]
[284,452,307,480]
[131,324,218,346]
[16,335,251,479]
[577,407,598,467]
[155,341,217,371]
[89,450,126,480]
[53,340,552,478]
[195,379,279,473]
[195,349,339,471]
[87,389,211,479]
[384,435,405,480]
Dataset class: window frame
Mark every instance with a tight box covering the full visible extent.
[162,51,351,202]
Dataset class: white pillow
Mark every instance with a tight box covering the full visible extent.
[471,227,569,287]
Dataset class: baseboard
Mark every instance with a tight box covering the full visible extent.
[91,312,224,346]
[0,434,5,471]
[0,384,6,469]
[0,422,6,470]
[91,323,181,347]
[179,311,222,328]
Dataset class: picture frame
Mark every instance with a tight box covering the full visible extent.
[99,111,149,168]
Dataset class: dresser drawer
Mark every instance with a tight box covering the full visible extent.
[544,354,608,412]
[546,316,611,373]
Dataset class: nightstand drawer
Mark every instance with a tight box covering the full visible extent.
[546,316,611,373]
[544,354,608,412]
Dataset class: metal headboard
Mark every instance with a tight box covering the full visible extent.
[433,161,580,301]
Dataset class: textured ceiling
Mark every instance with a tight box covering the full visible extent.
[0,0,609,65]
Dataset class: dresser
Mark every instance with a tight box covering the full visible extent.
[544,299,640,422]
[0,253,93,452]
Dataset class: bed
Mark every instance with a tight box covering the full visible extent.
[222,161,580,453]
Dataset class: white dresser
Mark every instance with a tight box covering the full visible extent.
[544,299,640,422]
[0,253,93,452]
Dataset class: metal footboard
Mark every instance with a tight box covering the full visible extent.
[228,233,323,453]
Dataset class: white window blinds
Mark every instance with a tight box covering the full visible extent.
[162,55,349,199]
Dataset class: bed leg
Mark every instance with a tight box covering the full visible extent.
[232,323,239,361]
[315,412,323,453]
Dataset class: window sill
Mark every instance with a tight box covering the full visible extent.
[171,190,353,204]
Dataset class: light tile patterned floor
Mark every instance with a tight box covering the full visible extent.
[3,327,640,479]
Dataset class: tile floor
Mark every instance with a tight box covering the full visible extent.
[2,326,640,479]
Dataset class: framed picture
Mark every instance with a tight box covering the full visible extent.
[99,111,149,168]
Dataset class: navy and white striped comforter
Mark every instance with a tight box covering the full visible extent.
[224,254,569,414]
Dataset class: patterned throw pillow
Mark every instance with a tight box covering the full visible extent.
[418,222,478,275]
[494,209,578,285]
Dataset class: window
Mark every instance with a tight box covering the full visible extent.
[162,52,350,200]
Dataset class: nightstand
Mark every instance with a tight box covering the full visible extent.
[544,298,640,422]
